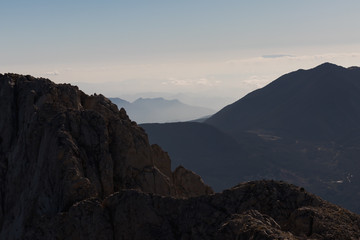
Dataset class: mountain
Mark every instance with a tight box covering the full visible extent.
[0,74,212,239]
[206,62,360,142]
[109,97,215,123]
[143,63,360,213]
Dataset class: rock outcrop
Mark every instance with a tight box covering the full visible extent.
[0,74,212,239]
[24,180,360,239]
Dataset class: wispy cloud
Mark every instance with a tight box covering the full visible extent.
[44,70,60,76]
[164,77,221,87]
[243,75,272,88]
[226,52,360,65]
[262,54,294,59]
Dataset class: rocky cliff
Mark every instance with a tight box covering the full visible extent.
[0,74,212,239]
[24,180,360,239]
[1,74,360,239]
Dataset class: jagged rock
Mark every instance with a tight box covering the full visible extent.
[216,210,295,240]
[27,180,360,239]
[173,165,214,198]
[0,74,212,239]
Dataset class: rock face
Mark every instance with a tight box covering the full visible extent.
[0,74,212,239]
[172,166,214,198]
[25,180,360,239]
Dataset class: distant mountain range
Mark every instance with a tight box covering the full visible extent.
[141,63,360,213]
[109,97,215,123]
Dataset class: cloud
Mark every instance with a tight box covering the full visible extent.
[262,54,294,59]
[243,75,272,88]
[168,78,192,86]
[226,52,360,65]
[44,70,60,76]
[196,78,221,86]
[165,77,221,87]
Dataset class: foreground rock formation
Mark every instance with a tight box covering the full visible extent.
[24,180,360,239]
[0,74,212,239]
[0,74,360,239]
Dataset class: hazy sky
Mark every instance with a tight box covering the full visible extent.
[1,0,360,109]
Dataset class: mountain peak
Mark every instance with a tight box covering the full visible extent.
[206,63,360,141]
[312,62,344,71]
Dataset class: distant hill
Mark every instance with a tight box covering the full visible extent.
[142,63,360,213]
[109,97,215,123]
[206,62,360,142]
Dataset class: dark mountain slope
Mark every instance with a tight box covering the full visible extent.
[141,122,254,190]
[206,63,360,141]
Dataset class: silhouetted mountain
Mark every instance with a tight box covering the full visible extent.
[206,62,360,142]
[109,97,215,123]
[144,63,360,213]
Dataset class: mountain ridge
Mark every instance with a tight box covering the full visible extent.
[206,62,360,141]
[109,96,215,123]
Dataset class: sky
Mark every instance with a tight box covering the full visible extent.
[1,0,360,109]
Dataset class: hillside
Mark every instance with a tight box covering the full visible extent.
[206,62,360,142]
[141,122,247,190]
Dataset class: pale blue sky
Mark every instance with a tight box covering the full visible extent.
[1,1,360,108]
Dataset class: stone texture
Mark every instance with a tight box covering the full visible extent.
[173,165,214,198]
[29,180,360,240]
[106,180,360,240]
[0,74,212,239]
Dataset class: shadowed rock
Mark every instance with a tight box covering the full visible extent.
[0,74,212,239]
[26,180,360,239]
